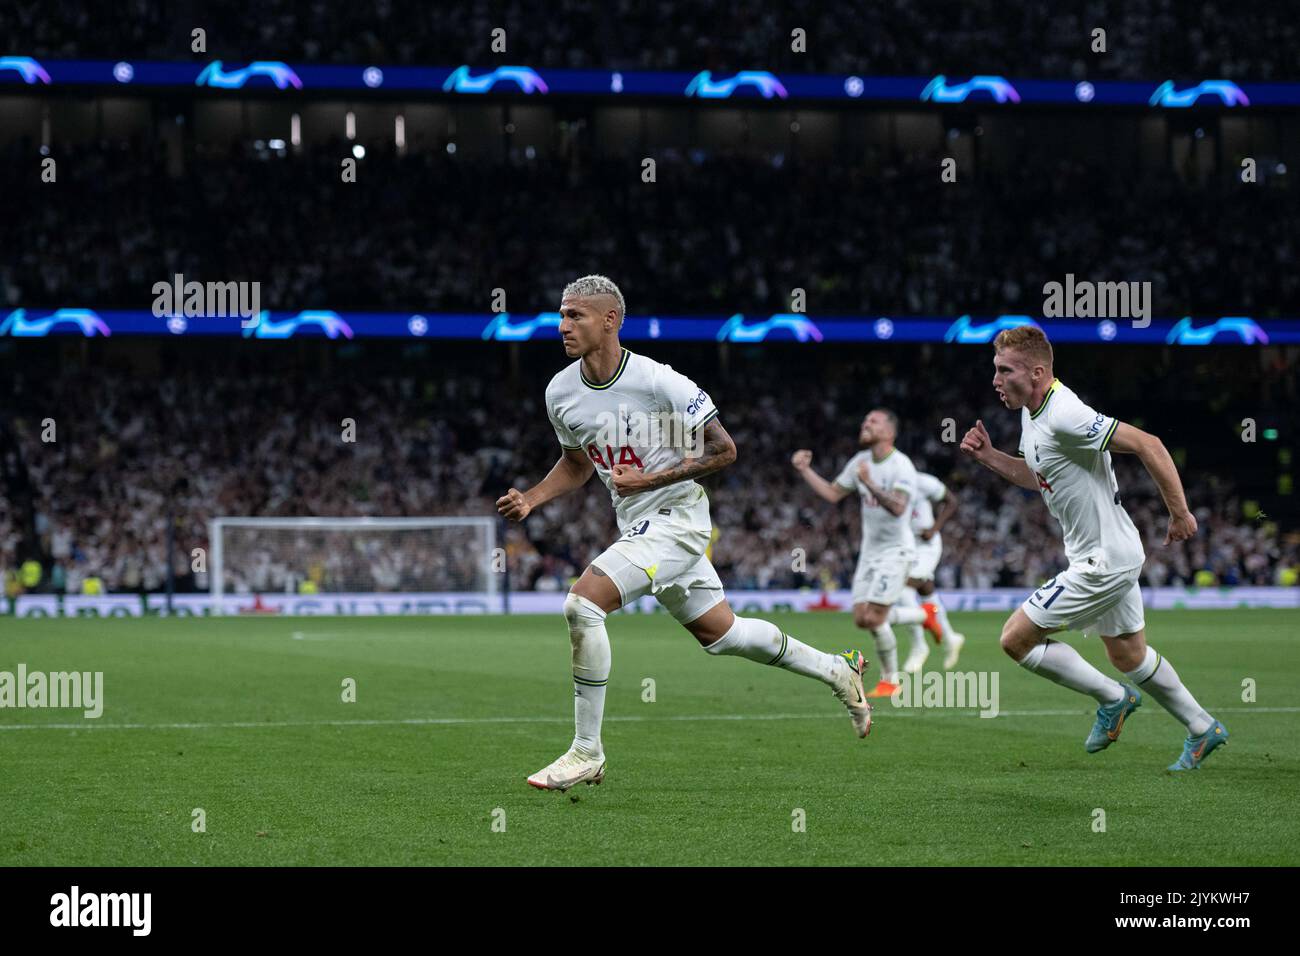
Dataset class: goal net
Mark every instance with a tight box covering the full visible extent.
[207,517,501,614]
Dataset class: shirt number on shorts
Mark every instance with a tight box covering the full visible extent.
[1030,577,1065,609]
[624,520,650,537]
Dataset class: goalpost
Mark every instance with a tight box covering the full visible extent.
[207,516,502,614]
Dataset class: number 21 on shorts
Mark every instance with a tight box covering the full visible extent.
[1030,576,1065,609]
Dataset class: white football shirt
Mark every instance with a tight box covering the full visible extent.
[833,448,918,554]
[1017,378,1145,571]
[546,348,720,530]
[910,472,948,533]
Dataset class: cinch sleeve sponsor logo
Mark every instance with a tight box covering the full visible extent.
[686,388,710,415]
[1085,413,1106,440]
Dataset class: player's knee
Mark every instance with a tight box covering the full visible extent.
[1104,640,1144,672]
[564,591,607,637]
[853,606,881,629]
[999,622,1028,659]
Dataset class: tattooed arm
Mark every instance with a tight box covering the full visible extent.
[856,460,911,517]
[610,418,737,497]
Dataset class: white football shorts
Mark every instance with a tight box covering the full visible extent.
[851,546,914,607]
[1021,561,1145,637]
[590,486,725,625]
[908,533,942,582]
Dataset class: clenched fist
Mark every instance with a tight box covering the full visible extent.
[611,463,652,497]
[496,487,531,521]
[1164,510,1198,545]
[960,419,993,462]
[791,449,813,472]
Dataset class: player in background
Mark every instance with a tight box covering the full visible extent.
[898,472,966,673]
[792,411,941,698]
[960,325,1226,771]
[498,276,873,792]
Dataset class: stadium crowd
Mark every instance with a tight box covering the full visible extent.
[8,0,1300,80]
[2,345,1294,598]
[3,141,1298,320]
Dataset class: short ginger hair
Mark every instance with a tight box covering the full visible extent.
[993,325,1054,370]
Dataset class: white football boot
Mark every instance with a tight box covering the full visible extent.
[943,631,966,669]
[526,747,606,791]
[902,643,930,674]
[832,650,873,738]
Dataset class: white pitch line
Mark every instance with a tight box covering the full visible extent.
[0,706,1294,732]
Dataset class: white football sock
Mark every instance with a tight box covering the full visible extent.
[894,587,926,656]
[1019,639,1125,704]
[1124,647,1213,735]
[888,604,927,626]
[871,623,899,682]
[564,593,610,757]
[705,615,841,686]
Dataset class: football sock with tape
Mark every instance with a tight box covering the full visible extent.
[705,615,840,685]
[1019,638,1125,704]
[1124,646,1213,735]
[564,593,610,757]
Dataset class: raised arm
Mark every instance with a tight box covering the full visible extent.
[1107,422,1197,544]
[610,417,737,497]
[791,449,852,504]
[959,419,1038,490]
[497,446,594,521]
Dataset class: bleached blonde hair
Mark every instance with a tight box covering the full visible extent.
[562,274,625,327]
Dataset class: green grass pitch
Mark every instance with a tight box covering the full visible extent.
[1,609,1296,866]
